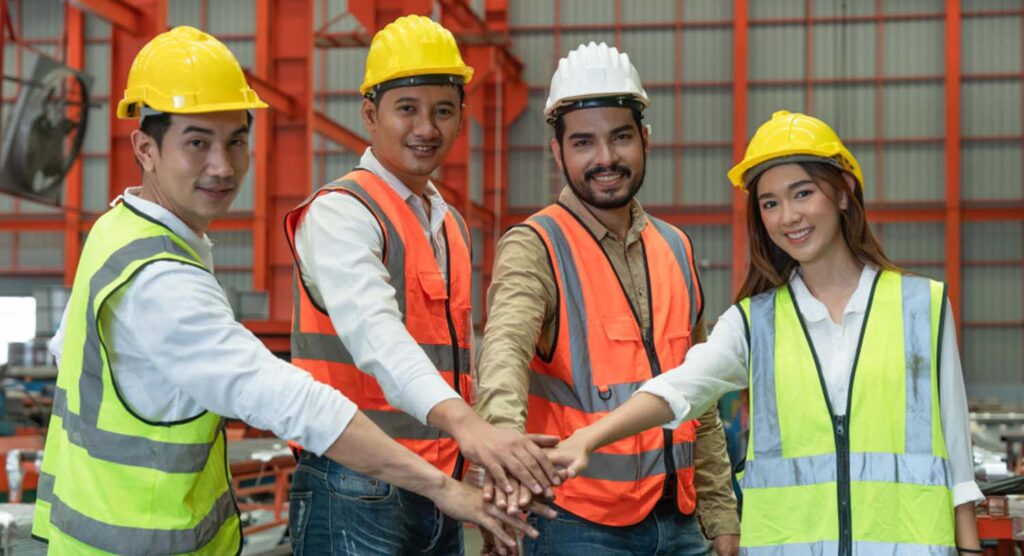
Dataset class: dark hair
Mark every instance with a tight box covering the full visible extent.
[371,84,465,110]
[554,108,644,147]
[735,161,903,301]
[139,110,255,149]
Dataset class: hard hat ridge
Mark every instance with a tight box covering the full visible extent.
[360,15,475,99]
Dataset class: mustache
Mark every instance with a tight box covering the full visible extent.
[584,164,632,182]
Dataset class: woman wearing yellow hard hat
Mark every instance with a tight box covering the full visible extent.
[545,110,983,555]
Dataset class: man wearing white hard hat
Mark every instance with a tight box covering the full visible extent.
[475,42,741,555]
[31,25,532,555]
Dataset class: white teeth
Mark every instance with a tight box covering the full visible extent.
[592,173,622,183]
[786,228,811,240]
[411,146,436,152]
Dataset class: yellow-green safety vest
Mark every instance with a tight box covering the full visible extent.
[737,270,955,556]
[32,202,241,555]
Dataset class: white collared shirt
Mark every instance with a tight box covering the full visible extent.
[638,264,984,506]
[292,148,462,425]
[50,188,356,455]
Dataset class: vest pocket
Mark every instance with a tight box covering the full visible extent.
[596,314,648,387]
[417,271,448,301]
[665,331,692,363]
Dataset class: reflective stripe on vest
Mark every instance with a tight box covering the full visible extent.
[33,203,239,555]
[285,170,473,473]
[523,204,702,527]
[739,271,954,554]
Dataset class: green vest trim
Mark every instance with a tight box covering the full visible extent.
[737,270,955,555]
[33,202,241,555]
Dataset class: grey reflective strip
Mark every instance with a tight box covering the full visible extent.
[741,542,840,555]
[648,217,700,328]
[850,452,951,487]
[448,207,471,249]
[37,470,54,502]
[337,181,408,318]
[364,410,451,440]
[902,275,933,455]
[582,441,693,482]
[740,452,950,489]
[80,235,199,427]
[52,387,214,473]
[748,291,782,458]
[530,215,593,399]
[740,453,837,489]
[528,372,646,414]
[852,542,956,555]
[291,332,469,373]
[48,480,236,554]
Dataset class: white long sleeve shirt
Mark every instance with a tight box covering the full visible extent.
[50,189,357,456]
[292,148,462,425]
[638,264,984,506]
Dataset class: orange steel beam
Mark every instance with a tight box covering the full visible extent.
[63,5,85,286]
[731,0,749,299]
[252,0,313,324]
[106,0,165,204]
[70,0,141,33]
[945,0,963,337]
[244,69,298,119]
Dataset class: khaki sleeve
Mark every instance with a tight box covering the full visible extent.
[474,226,556,431]
[691,316,741,538]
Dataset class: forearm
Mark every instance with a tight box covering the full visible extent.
[954,503,980,553]
[324,411,448,499]
[692,406,740,538]
[428,397,480,438]
[577,392,675,452]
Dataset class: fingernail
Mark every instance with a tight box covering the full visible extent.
[532,484,542,494]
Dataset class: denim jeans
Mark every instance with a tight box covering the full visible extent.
[524,499,710,556]
[289,451,463,555]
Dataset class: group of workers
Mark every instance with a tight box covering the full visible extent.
[27,11,984,556]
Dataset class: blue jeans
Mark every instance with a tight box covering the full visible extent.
[524,499,709,556]
[289,451,463,555]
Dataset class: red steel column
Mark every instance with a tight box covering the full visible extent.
[944,0,963,336]
[64,5,85,285]
[106,0,166,203]
[253,0,313,326]
[731,0,749,297]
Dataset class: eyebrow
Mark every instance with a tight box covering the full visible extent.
[181,125,249,136]
[610,124,636,135]
[757,179,816,200]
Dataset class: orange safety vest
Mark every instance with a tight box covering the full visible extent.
[523,203,703,527]
[285,169,474,476]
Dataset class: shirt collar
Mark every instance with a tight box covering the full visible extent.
[117,187,215,268]
[789,263,879,323]
[359,147,447,211]
[556,185,647,243]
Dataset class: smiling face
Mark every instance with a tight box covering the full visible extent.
[362,84,463,192]
[755,163,850,266]
[551,106,648,210]
[130,110,251,234]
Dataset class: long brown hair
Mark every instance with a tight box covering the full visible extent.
[735,161,903,301]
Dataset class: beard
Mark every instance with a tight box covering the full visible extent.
[563,157,647,210]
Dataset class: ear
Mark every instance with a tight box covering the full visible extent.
[839,172,857,210]
[130,129,158,173]
[361,98,377,132]
[550,137,564,172]
[642,124,651,156]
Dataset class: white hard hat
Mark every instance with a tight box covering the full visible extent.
[544,42,650,125]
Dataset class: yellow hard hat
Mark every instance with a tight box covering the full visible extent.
[728,110,863,191]
[360,15,474,98]
[116,26,267,119]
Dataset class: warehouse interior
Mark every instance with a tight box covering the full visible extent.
[0,0,1023,553]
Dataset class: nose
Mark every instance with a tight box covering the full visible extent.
[593,139,618,167]
[413,111,440,141]
[780,200,801,226]
[206,144,235,178]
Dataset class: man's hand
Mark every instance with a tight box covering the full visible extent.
[713,534,739,556]
[465,463,558,517]
[428,477,539,551]
[454,418,563,497]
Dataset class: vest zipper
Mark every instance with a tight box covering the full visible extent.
[644,334,677,498]
[442,230,465,480]
[834,415,851,556]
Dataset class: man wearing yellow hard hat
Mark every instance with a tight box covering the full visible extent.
[284,14,562,555]
[31,25,532,555]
